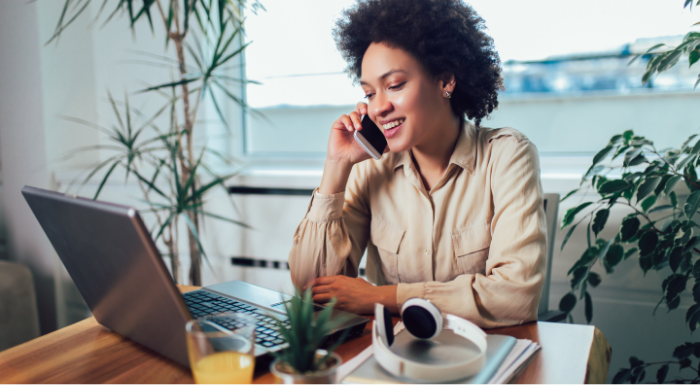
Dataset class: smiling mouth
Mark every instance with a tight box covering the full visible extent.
[382,118,405,130]
[383,120,404,138]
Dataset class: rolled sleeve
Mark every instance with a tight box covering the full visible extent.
[306,189,345,222]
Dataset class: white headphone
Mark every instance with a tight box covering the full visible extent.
[373,298,487,382]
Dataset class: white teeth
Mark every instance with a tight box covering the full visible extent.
[383,119,404,130]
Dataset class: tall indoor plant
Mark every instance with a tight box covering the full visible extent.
[558,1,700,382]
[47,0,263,285]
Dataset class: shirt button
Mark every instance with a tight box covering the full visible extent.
[424,249,429,255]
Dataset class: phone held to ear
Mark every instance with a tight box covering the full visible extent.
[354,115,387,160]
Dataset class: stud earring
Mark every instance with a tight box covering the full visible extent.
[444,91,452,99]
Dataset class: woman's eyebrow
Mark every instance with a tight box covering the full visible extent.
[360,69,407,86]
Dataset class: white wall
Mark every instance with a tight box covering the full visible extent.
[0,0,59,335]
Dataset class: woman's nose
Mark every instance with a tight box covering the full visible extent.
[372,92,393,118]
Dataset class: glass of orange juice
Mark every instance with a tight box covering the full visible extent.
[186,313,257,384]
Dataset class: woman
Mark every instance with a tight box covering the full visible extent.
[288,0,546,328]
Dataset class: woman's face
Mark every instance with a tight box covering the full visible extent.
[360,42,453,153]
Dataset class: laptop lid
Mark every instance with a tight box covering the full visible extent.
[22,186,193,367]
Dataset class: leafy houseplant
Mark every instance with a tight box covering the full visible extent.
[48,0,264,285]
[270,289,350,384]
[558,2,700,383]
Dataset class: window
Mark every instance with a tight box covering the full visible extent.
[242,0,700,157]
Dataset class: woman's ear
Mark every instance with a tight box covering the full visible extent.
[440,73,456,94]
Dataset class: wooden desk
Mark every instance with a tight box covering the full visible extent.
[0,286,611,384]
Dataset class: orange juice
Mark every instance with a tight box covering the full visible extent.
[191,351,255,384]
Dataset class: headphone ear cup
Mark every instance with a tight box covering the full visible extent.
[382,306,394,346]
[375,304,394,347]
[401,299,442,339]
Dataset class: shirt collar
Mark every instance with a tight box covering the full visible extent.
[391,121,476,173]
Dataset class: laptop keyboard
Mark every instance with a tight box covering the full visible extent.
[182,290,289,349]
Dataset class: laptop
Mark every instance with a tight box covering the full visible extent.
[21,186,368,368]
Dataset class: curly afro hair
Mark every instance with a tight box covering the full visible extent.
[334,0,504,127]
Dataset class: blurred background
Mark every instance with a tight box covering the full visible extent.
[1,0,699,382]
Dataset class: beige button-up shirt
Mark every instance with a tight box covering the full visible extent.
[288,123,546,328]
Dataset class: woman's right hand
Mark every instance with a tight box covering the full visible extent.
[326,102,372,166]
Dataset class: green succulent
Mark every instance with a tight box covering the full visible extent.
[272,288,351,374]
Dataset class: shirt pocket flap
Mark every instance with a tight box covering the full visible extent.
[371,220,406,254]
[452,224,492,256]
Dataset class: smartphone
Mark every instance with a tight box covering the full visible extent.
[354,115,387,160]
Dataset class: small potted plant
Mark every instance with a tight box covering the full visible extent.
[270,288,351,384]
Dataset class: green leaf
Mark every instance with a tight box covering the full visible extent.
[620,217,640,242]
[673,342,696,359]
[609,134,624,144]
[669,248,684,273]
[640,253,653,274]
[689,50,699,67]
[93,160,121,200]
[675,227,693,247]
[587,272,602,287]
[661,176,682,198]
[624,247,638,260]
[665,274,687,304]
[569,247,599,275]
[584,292,593,324]
[640,195,656,213]
[592,145,613,166]
[643,55,663,85]
[136,78,199,93]
[561,202,593,230]
[599,180,631,194]
[654,175,672,196]
[628,154,646,167]
[639,231,659,256]
[679,252,693,273]
[559,292,577,313]
[613,145,630,160]
[689,309,700,332]
[670,191,678,209]
[656,364,669,384]
[636,177,661,203]
[153,212,176,243]
[613,369,631,384]
[683,135,699,151]
[605,244,624,272]
[592,209,609,236]
[570,266,588,290]
[658,48,683,72]
[622,182,637,202]
[624,147,643,166]
[685,190,700,219]
[561,223,577,251]
[693,259,700,280]
[694,282,700,302]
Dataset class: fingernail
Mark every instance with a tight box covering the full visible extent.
[355,123,361,129]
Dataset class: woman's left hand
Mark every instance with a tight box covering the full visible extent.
[304,275,398,314]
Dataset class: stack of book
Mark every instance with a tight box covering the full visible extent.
[338,323,539,384]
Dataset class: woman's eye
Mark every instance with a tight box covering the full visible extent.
[364,93,375,99]
[389,82,406,90]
